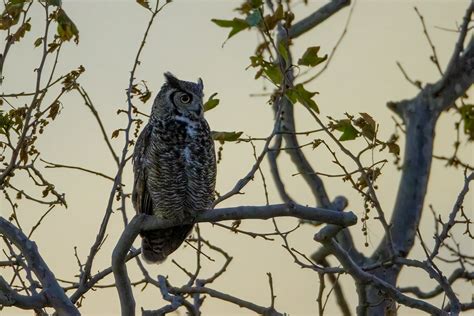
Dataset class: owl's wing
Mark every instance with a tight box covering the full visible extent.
[132,123,153,216]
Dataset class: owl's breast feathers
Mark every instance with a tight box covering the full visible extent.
[132,115,216,222]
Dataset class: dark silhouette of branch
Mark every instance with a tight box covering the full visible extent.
[0,276,48,310]
[0,218,79,315]
[414,7,443,75]
[321,238,447,315]
[170,283,283,316]
[377,1,474,260]
[430,172,474,260]
[399,268,474,299]
[41,159,119,183]
[112,204,357,315]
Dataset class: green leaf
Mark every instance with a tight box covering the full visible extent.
[33,37,43,47]
[263,64,282,84]
[204,93,220,112]
[211,131,243,143]
[286,84,319,113]
[246,9,262,27]
[298,46,327,67]
[211,18,249,41]
[0,110,13,135]
[335,119,358,141]
[136,0,150,9]
[0,1,25,30]
[56,9,79,44]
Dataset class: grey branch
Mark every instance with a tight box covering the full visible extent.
[0,276,48,310]
[399,268,474,299]
[289,0,351,39]
[430,172,474,260]
[170,284,283,316]
[441,1,474,85]
[376,1,474,260]
[0,217,80,315]
[112,204,357,315]
[322,238,447,315]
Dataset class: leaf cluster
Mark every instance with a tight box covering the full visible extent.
[327,113,400,156]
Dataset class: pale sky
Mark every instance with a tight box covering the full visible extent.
[1,0,473,315]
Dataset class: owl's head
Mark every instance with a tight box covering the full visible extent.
[151,72,204,120]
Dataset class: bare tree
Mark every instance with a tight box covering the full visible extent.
[1,0,473,315]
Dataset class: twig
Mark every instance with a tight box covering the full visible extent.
[396,61,422,89]
[430,172,474,260]
[300,0,356,84]
[0,218,80,314]
[414,6,443,75]
[41,159,119,183]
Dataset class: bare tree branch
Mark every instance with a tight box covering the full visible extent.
[378,1,474,260]
[430,172,474,260]
[81,0,169,295]
[0,218,79,315]
[322,238,448,316]
[112,204,357,315]
[289,0,351,39]
[0,276,48,310]
[41,159,119,183]
[399,268,474,299]
[170,284,283,316]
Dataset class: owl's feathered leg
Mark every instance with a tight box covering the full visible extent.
[140,224,194,264]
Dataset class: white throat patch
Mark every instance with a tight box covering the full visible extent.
[175,115,197,137]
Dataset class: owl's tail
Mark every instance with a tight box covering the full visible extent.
[140,224,194,264]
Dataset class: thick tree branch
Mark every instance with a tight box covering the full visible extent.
[441,1,474,84]
[0,276,48,310]
[376,2,474,260]
[278,79,331,208]
[322,239,447,316]
[0,217,79,315]
[289,0,351,39]
[362,6,474,314]
[112,204,357,315]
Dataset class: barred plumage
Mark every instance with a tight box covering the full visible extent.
[132,72,216,263]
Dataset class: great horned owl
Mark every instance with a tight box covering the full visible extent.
[132,72,216,263]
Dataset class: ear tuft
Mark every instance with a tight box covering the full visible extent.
[197,78,204,92]
[164,72,180,89]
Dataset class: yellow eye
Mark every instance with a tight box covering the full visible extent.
[180,94,191,104]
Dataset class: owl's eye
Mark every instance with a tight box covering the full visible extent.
[180,94,191,104]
